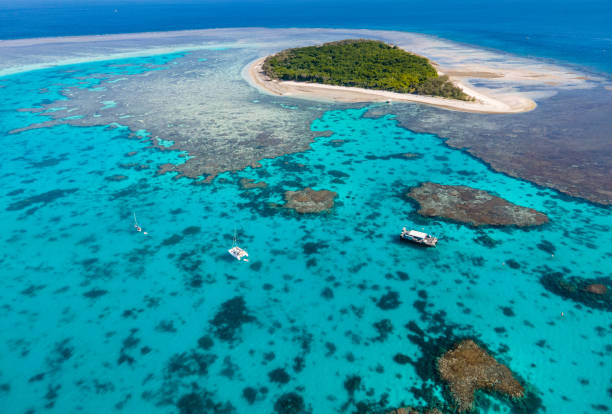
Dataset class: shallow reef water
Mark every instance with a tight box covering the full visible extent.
[0,49,610,414]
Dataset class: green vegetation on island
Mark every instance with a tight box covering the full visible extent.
[262,39,473,101]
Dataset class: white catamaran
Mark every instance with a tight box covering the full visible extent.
[228,229,249,261]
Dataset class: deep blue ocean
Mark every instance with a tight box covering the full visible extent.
[0,0,611,74]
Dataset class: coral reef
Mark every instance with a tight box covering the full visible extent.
[437,339,524,412]
[367,86,612,205]
[240,178,268,189]
[6,188,78,212]
[176,390,235,414]
[376,291,401,310]
[407,182,548,226]
[268,368,290,384]
[538,270,611,312]
[209,296,256,342]
[385,408,442,414]
[585,283,608,295]
[11,49,332,182]
[105,174,128,181]
[283,188,337,213]
[274,392,310,413]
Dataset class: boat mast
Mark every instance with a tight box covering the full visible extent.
[133,212,138,227]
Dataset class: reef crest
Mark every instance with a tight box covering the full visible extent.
[407,182,548,226]
[283,188,337,213]
[437,339,524,412]
[386,408,442,414]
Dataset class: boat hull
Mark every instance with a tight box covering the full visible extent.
[400,234,437,247]
[228,246,249,261]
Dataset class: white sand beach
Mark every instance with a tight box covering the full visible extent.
[247,56,537,114]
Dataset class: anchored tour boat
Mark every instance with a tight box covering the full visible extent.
[400,227,438,247]
[228,230,249,261]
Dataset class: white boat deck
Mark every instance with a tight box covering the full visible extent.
[229,246,249,261]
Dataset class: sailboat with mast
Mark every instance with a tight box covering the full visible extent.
[133,212,148,235]
[228,229,249,261]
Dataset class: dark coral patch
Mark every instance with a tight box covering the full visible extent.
[268,368,291,384]
[105,174,128,182]
[243,387,257,404]
[372,319,393,342]
[377,291,401,310]
[155,320,177,333]
[344,375,362,396]
[182,226,201,235]
[303,242,327,254]
[209,296,256,342]
[162,234,183,246]
[197,336,214,350]
[166,351,216,377]
[83,288,108,298]
[321,287,334,299]
[274,392,309,414]
[177,393,205,414]
[293,356,305,373]
[28,373,45,383]
[506,259,521,269]
[396,271,410,281]
[538,268,612,312]
[328,170,349,178]
[7,188,25,196]
[536,240,556,255]
[473,233,500,248]
[176,391,234,414]
[6,188,77,212]
[393,353,412,364]
[21,284,45,297]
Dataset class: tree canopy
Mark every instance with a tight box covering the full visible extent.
[262,39,472,101]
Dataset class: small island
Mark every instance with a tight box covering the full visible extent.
[406,182,549,227]
[262,39,471,100]
[248,40,536,114]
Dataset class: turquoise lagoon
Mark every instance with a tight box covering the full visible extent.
[0,52,610,414]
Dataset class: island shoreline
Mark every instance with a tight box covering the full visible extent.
[246,56,537,114]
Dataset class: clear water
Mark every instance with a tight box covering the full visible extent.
[0,54,610,413]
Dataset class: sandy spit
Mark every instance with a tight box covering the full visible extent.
[246,57,537,114]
